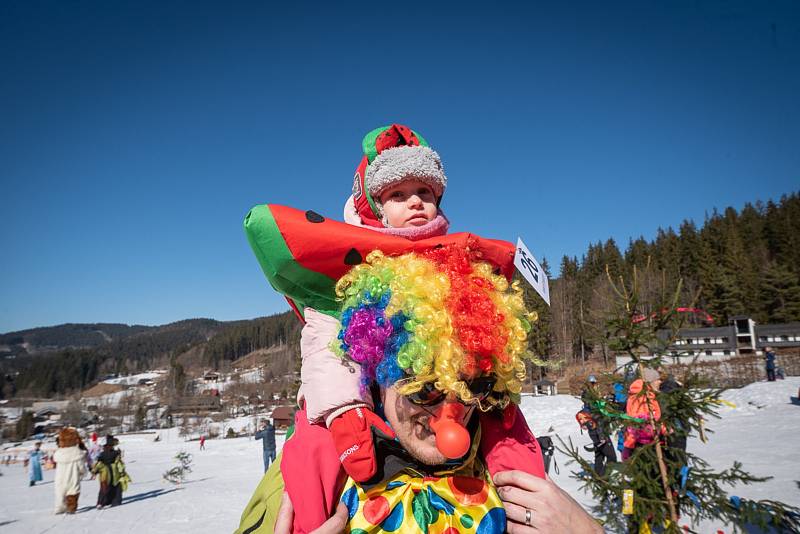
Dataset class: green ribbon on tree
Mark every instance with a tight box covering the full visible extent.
[593,399,645,423]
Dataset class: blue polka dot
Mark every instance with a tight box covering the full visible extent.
[381,502,404,532]
[476,506,506,534]
[386,481,406,490]
[427,487,455,515]
[341,486,359,520]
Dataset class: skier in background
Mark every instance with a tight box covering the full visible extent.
[199,435,206,450]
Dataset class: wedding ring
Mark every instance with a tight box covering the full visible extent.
[525,508,532,526]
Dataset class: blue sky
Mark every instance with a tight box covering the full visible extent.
[1,1,798,333]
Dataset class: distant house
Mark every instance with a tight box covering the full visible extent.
[616,316,800,367]
[269,405,294,429]
[171,395,222,414]
[756,322,800,350]
[202,371,222,383]
[31,400,71,413]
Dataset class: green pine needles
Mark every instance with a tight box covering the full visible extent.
[561,264,800,533]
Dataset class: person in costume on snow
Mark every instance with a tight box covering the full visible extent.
[245,124,556,531]
[25,441,44,487]
[91,435,130,508]
[53,427,87,514]
[87,432,102,467]
[622,368,662,461]
[237,248,602,533]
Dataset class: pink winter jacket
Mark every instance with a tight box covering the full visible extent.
[297,308,370,426]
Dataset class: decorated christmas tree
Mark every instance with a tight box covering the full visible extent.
[562,264,800,533]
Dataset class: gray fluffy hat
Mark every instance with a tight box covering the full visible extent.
[362,145,447,199]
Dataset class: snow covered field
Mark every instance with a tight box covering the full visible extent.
[1,378,798,533]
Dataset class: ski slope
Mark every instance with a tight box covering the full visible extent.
[1,378,798,533]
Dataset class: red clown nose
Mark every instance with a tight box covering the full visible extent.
[429,401,471,459]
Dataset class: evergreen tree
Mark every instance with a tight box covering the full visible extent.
[561,266,800,533]
[552,256,579,362]
[625,237,651,279]
[760,263,800,322]
[168,355,186,397]
[15,410,34,439]
[134,402,147,431]
[763,200,793,266]
[517,256,554,380]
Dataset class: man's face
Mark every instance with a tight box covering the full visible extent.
[380,385,475,465]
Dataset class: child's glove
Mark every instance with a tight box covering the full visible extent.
[329,406,395,482]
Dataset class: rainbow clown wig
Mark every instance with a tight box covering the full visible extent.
[332,245,541,408]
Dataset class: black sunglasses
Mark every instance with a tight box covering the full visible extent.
[405,376,498,406]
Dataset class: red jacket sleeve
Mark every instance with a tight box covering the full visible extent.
[281,408,347,533]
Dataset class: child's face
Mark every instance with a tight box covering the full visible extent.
[378,179,438,228]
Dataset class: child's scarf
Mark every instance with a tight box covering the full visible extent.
[343,195,450,241]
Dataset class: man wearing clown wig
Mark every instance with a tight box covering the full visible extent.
[236,246,601,534]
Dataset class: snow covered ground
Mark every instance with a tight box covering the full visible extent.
[1,378,798,533]
[194,368,271,394]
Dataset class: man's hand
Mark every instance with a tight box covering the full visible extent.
[494,471,603,534]
[329,407,395,482]
[274,492,294,534]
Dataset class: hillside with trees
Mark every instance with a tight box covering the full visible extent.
[1,313,301,399]
[0,323,153,357]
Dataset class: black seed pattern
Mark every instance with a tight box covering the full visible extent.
[344,248,363,265]
[305,210,325,223]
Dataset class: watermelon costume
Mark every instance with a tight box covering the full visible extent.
[243,203,516,321]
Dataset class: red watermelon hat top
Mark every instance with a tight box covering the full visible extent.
[351,124,447,228]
